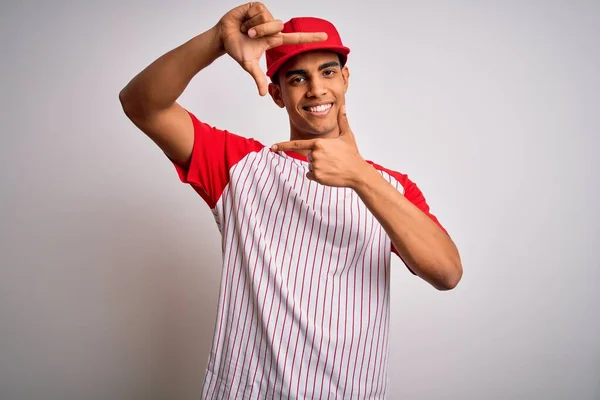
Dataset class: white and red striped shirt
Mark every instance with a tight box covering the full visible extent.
[173,111,447,399]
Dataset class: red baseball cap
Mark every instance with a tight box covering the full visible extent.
[265,17,350,80]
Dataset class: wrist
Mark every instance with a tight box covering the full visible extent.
[208,24,226,56]
[350,160,377,192]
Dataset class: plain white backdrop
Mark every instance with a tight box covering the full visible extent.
[1,1,599,399]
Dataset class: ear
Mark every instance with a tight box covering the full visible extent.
[268,82,285,108]
[342,66,350,94]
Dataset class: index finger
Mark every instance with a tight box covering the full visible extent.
[271,139,317,152]
[280,31,328,45]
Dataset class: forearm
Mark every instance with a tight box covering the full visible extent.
[119,25,225,114]
[352,164,462,290]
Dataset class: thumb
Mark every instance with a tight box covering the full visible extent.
[243,60,268,96]
[337,105,353,138]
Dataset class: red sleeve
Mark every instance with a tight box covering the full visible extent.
[173,110,264,208]
[368,162,449,275]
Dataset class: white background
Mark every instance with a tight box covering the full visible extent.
[1,0,599,399]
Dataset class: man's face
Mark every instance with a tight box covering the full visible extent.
[269,50,350,139]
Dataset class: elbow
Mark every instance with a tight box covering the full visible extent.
[119,85,147,120]
[119,87,161,122]
[436,260,463,291]
[119,88,136,118]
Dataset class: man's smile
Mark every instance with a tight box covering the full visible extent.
[303,102,333,116]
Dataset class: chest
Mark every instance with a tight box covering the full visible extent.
[225,150,379,236]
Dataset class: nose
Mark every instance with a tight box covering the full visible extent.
[306,76,328,98]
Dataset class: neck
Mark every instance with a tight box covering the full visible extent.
[288,122,340,156]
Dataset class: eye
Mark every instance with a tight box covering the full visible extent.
[290,76,306,84]
[323,69,337,77]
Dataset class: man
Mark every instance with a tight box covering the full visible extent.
[119,2,462,399]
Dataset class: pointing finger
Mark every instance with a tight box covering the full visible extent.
[282,31,328,44]
[271,139,318,152]
[267,32,328,48]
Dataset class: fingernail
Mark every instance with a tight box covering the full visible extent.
[271,144,278,151]
[342,105,346,114]
[248,29,256,38]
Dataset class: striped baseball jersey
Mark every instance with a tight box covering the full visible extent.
[173,111,447,400]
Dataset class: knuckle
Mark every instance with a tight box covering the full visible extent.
[265,35,280,46]
[262,11,273,21]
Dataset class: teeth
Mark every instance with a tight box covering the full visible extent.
[308,104,332,112]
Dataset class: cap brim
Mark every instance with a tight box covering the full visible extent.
[266,45,350,79]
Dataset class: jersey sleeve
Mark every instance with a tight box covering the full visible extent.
[368,162,449,275]
[172,110,264,208]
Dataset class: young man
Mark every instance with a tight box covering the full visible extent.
[119,2,462,399]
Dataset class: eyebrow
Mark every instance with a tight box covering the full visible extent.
[284,61,340,78]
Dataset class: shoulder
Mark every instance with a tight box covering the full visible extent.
[367,159,448,234]
[365,159,429,210]
[187,110,266,148]
[366,160,414,193]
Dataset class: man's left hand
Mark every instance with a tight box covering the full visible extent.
[271,105,371,188]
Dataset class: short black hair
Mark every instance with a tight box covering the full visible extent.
[271,53,346,85]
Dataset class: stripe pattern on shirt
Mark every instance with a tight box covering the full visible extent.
[200,149,401,399]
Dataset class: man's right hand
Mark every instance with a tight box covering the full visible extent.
[120,2,326,168]
[217,2,327,96]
